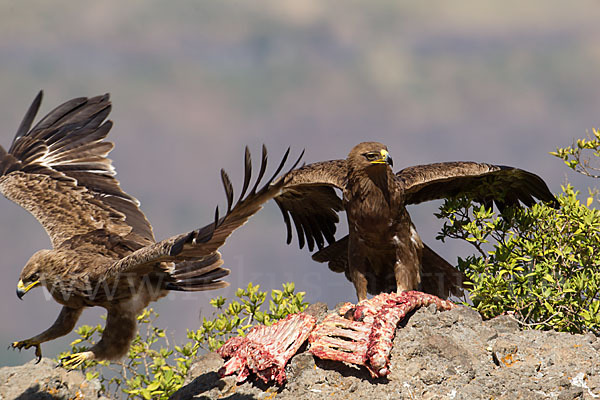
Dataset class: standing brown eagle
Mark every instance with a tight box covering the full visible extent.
[1,91,300,368]
[273,141,557,301]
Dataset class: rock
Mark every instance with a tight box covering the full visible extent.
[0,358,110,400]
[485,313,520,333]
[303,302,328,322]
[170,304,600,400]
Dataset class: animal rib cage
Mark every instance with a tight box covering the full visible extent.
[218,291,455,383]
[309,291,455,378]
[218,313,316,384]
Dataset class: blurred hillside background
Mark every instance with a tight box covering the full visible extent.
[1,1,600,366]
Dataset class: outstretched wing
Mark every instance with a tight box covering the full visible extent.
[110,146,303,291]
[272,159,347,252]
[397,161,558,210]
[0,92,154,249]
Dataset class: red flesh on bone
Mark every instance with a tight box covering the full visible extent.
[218,312,316,384]
[309,291,455,378]
[218,291,454,384]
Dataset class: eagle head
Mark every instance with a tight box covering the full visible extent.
[16,249,51,299]
[348,142,394,169]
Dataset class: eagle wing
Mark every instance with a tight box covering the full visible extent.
[109,146,303,290]
[397,161,558,209]
[272,159,347,251]
[0,92,154,249]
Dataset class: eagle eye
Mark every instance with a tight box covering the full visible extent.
[364,152,380,161]
[29,273,39,282]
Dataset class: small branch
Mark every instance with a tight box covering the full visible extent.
[515,312,559,328]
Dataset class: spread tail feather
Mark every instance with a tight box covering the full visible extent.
[312,237,348,273]
[419,243,466,299]
[312,236,466,299]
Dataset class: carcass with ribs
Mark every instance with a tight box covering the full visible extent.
[218,313,316,384]
[309,291,455,378]
[218,291,455,384]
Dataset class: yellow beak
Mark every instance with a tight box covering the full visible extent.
[16,279,40,300]
[370,149,394,167]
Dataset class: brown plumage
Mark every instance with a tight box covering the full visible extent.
[274,141,558,301]
[2,91,301,367]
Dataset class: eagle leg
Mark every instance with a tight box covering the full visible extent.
[11,306,82,364]
[348,237,372,302]
[58,306,138,369]
[86,307,139,363]
[393,243,422,294]
[348,256,369,301]
[351,272,368,302]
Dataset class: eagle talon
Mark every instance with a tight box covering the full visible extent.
[11,339,42,361]
[59,352,91,369]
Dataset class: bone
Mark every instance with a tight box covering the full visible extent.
[218,291,455,384]
[218,312,316,384]
[309,291,455,378]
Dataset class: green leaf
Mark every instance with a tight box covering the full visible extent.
[146,381,161,391]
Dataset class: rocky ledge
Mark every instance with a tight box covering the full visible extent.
[0,357,108,400]
[171,304,600,400]
[1,304,599,400]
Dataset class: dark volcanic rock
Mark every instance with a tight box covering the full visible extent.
[170,305,600,400]
[0,358,110,400]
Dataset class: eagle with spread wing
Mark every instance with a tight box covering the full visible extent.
[274,141,557,301]
[1,92,300,368]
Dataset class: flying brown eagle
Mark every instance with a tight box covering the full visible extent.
[1,91,300,368]
[273,141,557,301]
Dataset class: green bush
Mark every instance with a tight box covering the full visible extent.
[58,282,307,399]
[436,131,600,334]
[437,187,600,333]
